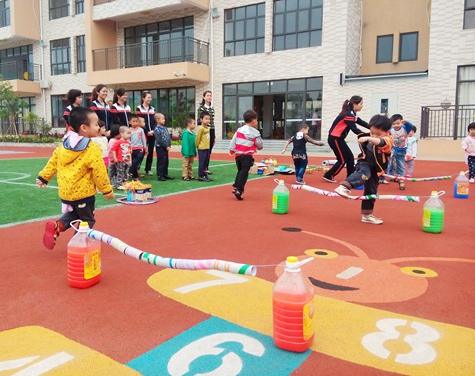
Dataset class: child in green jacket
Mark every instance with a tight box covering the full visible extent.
[181,118,197,180]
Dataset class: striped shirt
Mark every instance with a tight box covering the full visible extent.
[229,125,263,155]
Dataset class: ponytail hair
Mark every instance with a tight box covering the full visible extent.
[112,88,127,104]
[339,95,363,116]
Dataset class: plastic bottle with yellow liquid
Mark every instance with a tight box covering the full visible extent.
[67,221,101,288]
[273,256,315,352]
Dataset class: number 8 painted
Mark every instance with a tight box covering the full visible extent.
[362,318,440,365]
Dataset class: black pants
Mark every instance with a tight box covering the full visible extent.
[233,155,254,193]
[198,149,210,178]
[59,200,95,230]
[156,147,169,178]
[130,150,145,179]
[324,136,355,179]
[345,161,378,215]
[145,135,155,173]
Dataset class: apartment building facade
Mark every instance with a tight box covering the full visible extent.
[1,0,474,151]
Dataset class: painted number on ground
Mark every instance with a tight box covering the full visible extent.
[174,270,249,294]
[362,318,440,365]
[168,333,265,376]
[0,352,74,375]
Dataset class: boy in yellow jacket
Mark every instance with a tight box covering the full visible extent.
[195,111,212,182]
[36,107,114,249]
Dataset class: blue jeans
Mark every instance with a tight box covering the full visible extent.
[293,153,308,180]
[129,150,145,179]
[388,149,406,177]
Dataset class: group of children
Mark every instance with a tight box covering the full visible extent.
[36,98,475,250]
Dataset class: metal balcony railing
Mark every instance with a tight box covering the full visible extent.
[92,37,209,71]
[420,105,475,140]
[0,62,42,81]
[0,6,10,28]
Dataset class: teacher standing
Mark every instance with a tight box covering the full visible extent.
[323,95,369,183]
[197,91,215,175]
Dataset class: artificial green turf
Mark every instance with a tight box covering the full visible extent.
[0,157,262,226]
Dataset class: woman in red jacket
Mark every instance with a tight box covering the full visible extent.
[323,95,369,182]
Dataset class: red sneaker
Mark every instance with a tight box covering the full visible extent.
[43,221,59,250]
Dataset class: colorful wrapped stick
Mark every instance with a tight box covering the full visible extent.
[382,173,452,182]
[291,184,420,202]
[87,229,257,276]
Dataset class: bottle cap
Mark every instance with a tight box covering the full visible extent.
[285,256,300,269]
[78,221,90,232]
[431,191,438,197]
[460,171,465,175]
[279,180,284,185]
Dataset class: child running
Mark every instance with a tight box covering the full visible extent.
[229,109,263,200]
[282,122,325,184]
[334,114,394,225]
[36,107,114,249]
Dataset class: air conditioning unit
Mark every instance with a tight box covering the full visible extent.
[39,80,51,89]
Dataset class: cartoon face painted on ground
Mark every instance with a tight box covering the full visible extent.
[276,229,475,304]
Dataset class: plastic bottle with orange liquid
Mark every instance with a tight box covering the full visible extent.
[67,221,101,288]
[273,256,315,352]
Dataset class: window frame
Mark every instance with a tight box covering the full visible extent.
[399,31,418,62]
[376,34,394,64]
[224,3,265,57]
[464,0,475,29]
[50,38,71,76]
[273,0,323,52]
[0,0,10,28]
[76,35,86,73]
[49,0,69,20]
[75,0,84,15]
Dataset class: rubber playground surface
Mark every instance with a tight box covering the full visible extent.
[0,145,474,376]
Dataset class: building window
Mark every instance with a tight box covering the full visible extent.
[76,35,85,73]
[273,0,323,51]
[0,0,10,28]
[75,0,84,14]
[50,38,71,75]
[124,17,194,66]
[223,77,323,140]
[465,0,475,29]
[224,3,265,57]
[49,0,69,20]
[51,95,67,128]
[399,32,418,62]
[376,35,393,63]
[0,45,34,80]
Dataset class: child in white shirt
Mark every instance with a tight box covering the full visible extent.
[405,125,418,177]
[462,122,475,183]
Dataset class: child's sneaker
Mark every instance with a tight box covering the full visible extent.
[43,220,60,250]
[379,179,388,184]
[323,176,337,183]
[296,178,306,185]
[233,190,244,201]
[361,214,383,225]
[398,180,406,190]
[334,185,351,198]
[470,178,474,183]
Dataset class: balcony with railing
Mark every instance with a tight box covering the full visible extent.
[0,61,42,96]
[420,104,475,140]
[88,37,210,86]
[93,0,209,21]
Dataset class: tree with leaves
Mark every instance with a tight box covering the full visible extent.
[0,78,28,135]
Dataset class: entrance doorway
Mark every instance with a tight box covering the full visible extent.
[254,94,285,139]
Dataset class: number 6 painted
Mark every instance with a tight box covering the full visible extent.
[167,333,265,376]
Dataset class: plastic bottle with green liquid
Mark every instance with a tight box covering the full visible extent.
[272,180,289,214]
[422,191,444,234]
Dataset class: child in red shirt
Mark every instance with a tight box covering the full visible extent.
[110,126,132,189]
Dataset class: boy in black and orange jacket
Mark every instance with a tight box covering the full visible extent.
[334,115,394,225]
